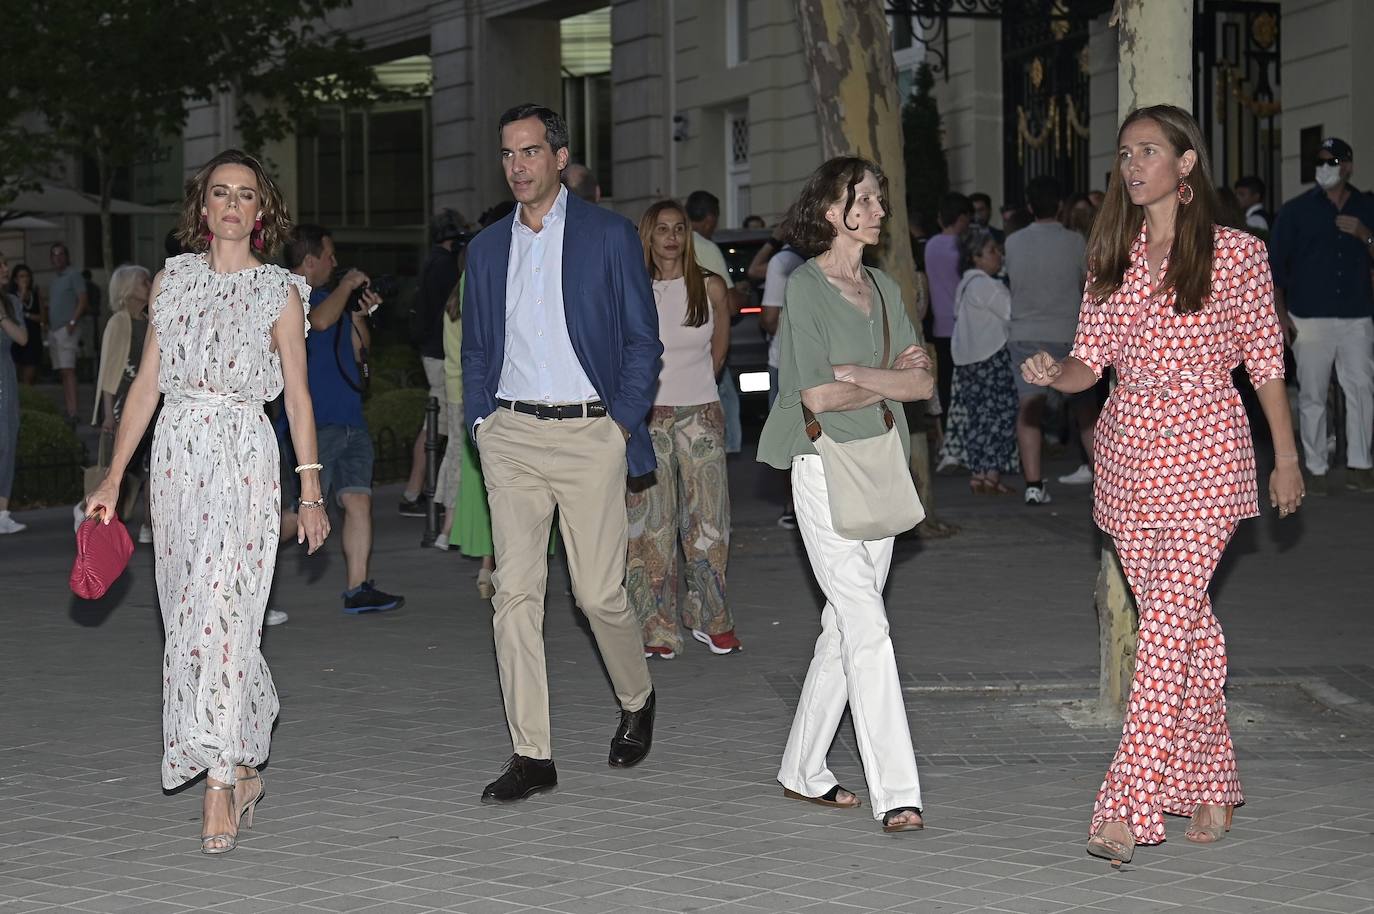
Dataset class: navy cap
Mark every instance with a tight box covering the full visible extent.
[1321,137,1353,159]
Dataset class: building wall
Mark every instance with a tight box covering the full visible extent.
[931,19,1004,205]
[1086,13,1119,196]
[1280,0,1367,208]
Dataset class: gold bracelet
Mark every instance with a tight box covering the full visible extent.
[298,497,326,509]
[295,463,323,473]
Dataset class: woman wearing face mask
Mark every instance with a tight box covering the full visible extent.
[757,157,934,833]
[628,200,736,658]
[1020,105,1302,866]
[86,149,330,855]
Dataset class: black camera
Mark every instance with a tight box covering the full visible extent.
[345,274,399,313]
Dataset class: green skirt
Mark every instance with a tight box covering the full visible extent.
[449,433,556,557]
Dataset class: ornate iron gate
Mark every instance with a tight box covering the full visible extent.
[1194,1,1282,204]
[1000,1,1107,206]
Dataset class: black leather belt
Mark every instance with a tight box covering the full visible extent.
[496,398,607,420]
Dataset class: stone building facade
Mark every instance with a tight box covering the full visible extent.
[8,0,1368,284]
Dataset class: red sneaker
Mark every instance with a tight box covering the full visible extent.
[644,645,676,659]
[691,629,742,655]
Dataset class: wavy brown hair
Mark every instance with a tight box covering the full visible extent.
[175,149,293,257]
[787,156,888,258]
[639,200,710,328]
[1085,105,1218,314]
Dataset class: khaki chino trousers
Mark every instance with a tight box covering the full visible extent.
[478,406,653,759]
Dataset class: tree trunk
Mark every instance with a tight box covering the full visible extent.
[794,0,952,533]
[1094,0,1194,714]
[1095,544,1136,713]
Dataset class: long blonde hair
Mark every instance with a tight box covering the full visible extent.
[1085,105,1219,314]
[639,200,711,327]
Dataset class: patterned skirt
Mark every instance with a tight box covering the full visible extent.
[943,348,1020,475]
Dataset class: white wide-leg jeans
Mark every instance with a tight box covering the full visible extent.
[777,454,923,821]
[1291,315,1374,474]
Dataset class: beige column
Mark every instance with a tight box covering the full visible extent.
[1114,0,1193,114]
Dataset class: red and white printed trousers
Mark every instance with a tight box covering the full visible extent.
[1091,522,1244,845]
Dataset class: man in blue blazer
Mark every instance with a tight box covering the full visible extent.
[462,103,662,803]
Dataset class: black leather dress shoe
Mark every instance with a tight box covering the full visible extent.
[608,689,655,768]
[481,755,557,803]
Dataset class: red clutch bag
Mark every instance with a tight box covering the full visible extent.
[70,513,135,599]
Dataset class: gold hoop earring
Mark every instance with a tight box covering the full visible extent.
[1177,179,1194,206]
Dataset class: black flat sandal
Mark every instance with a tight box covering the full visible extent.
[882,807,925,832]
[782,785,862,809]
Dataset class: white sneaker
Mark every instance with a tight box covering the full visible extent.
[1024,485,1052,505]
[0,511,26,535]
[138,524,154,544]
[431,536,450,550]
[265,610,289,626]
[1057,464,1093,485]
[935,454,963,474]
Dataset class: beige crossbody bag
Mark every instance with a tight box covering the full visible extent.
[800,270,925,541]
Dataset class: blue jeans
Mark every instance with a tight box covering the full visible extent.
[717,372,742,454]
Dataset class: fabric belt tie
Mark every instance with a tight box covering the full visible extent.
[1118,370,1232,394]
[164,392,259,410]
[496,398,607,420]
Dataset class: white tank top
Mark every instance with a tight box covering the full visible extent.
[652,277,718,407]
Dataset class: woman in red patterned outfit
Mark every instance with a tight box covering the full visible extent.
[1020,105,1304,866]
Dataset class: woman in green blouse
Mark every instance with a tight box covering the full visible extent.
[758,157,935,833]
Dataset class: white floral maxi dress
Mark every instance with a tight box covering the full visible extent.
[150,253,309,789]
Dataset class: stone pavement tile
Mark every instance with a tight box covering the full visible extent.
[439,899,537,914]
[1292,892,1374,913]
[197,899,296,914]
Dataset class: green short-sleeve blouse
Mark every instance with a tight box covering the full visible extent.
[756,260,920,470]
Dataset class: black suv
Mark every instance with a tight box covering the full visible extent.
[712,229,774,424]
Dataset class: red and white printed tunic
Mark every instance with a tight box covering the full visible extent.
[1070,224,1285,535]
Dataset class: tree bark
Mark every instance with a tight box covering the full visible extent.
[1094,0,1195,715]
[794,0,952,533]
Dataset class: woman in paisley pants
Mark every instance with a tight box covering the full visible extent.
[627,200,738,658]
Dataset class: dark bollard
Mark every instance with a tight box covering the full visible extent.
[422,396,441,547]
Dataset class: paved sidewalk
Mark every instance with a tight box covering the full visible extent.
[2,448,1373,914]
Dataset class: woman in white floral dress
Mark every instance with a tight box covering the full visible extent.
[88,149,330,854]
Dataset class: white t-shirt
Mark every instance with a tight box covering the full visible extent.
[693,232,730,281]
[763,248,805,369]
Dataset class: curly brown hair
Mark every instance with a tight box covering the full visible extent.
[175,149,293,257]
[787,156,888,258]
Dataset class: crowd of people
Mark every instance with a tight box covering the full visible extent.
[4,95,1360,870]
[903,141,1374,507]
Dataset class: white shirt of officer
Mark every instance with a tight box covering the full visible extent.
[496,184,597,404]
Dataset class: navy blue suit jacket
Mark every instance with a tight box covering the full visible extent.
[461,193,663,477]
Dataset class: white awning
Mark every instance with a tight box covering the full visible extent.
[1,182,168,217]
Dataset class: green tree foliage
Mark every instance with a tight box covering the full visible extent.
[0,1,421,269]
[901,63,949,233]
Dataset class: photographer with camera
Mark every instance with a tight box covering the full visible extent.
[400,209,466,518]
[283,224,405,615]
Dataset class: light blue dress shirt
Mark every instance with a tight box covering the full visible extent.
[496,186,598,404]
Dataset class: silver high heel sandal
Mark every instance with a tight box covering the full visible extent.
[200,784,238,855]
[200,771,265,855]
